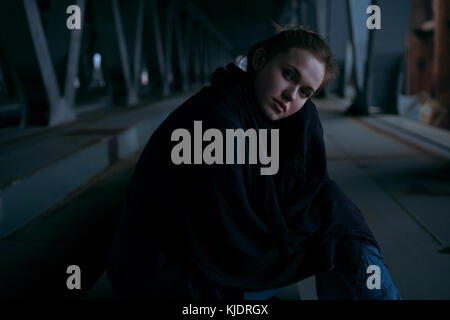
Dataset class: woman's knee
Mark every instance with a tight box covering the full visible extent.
[315,239,402,300]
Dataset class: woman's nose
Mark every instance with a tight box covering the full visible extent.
[282,86,297,102]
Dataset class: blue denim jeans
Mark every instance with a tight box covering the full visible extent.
[244,241,402,300]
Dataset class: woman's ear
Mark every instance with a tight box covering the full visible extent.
[252,48,266,72]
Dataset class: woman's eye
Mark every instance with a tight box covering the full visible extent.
[283,69,292,80]
[300,90,309,98]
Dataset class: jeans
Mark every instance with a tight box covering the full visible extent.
[243,241,403,300]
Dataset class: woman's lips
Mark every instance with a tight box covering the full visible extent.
[272,98,287,113]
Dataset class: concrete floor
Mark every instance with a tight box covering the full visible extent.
[317,97,450,299]
[1,93,449,299]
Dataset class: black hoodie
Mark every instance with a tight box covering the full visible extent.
[107,63,381,300]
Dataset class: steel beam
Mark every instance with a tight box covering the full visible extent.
[192,22,202,86]
[44,0,85,113]
[315,0,328,38]
[65,0,86,111]
[23,0,77,126]
[111,0,141,105]
[202,33,210,84]
[367,0,411,114]
[299,0,309,26]
[149,0,178,96]
[0,43,27,127]
[345,0,371,115]
[210,39,218,74]
[313,0,331,96]
[199,30,208,85]
[150,0,166,93]
[163,0,175,96]
[92,0,144,106]
[183,14,193,87]
[184,0,235,55]
[325,0,351,97]
[133,0,144,94]
[174,11,188,92]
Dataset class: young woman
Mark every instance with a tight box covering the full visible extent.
[107,25,402,300]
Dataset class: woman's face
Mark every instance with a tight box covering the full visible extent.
[252,47,325,121]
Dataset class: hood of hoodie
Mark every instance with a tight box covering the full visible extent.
[209,63,277,130]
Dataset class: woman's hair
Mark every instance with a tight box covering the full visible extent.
[246,22,338,91]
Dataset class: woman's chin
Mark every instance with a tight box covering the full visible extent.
[259,103,283,122]
[264,110,282,122]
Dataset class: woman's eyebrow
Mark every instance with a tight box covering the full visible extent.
[287,64,315,94]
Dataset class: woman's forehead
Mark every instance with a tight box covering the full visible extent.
[275,47,315,64]
[275,48,325,91]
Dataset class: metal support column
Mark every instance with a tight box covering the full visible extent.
[150,0,167,95]
[163,0,175,96]
[111,0,142,105]
[183,14,193,88]
[23,0,81,126]
[345,0,371,115]
[367,0,410,114]
[65,0,87,112]
[174,11,189,92]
